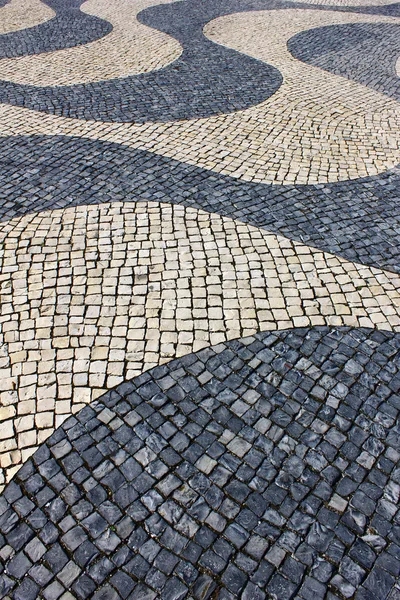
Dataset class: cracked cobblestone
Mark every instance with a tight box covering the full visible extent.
[0,327,399,599]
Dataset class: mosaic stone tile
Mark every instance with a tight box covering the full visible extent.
[0,200,399,489]
[0,0,398,597]
[0,0,182,85]
[0,0,54,35]
[0,0,283,122]
[0,0,111,59]
[0,6,397,185]
[0,327,398,599]
[288,22,400,101]
[201,9,400,184]
[0,135,399,275]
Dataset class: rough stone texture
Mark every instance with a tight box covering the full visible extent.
[1,201,399,488]
[0,0,54,35]
[288,22,400,101]
[0,4,397,186]
[0,0,183,86]
[0,0,111,57]
[0,0,399,597]
[0,135,399,274]
[0,327,399,599]
[0,0,284,122]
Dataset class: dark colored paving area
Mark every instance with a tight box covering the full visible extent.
[0,327,399,600]
[1,135,399,274]
[0,0,112,58]
[288,22,400,102]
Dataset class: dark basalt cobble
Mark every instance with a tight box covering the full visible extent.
[288,22,400,102]
[0,326,399,600]
[0,0,112,59]
[0,135,399,274]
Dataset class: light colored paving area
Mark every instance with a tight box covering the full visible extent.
[202,9,399,184]
[0,0,55,35]
[0,10,398,185]
[0,201,399,487]
[0,0,182,86]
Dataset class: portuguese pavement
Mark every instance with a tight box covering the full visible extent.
[0,0,399,598]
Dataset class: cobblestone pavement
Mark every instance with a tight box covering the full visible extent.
[0,0,182,85]
[288,22,400,100]
[1,136,400,273]
[0,201,399,487]
[1,328,400,600]
[0,0,111,58]
[0,0,54,35]
[0,0,399,598]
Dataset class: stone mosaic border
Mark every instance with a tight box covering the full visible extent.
[0,326,399,599]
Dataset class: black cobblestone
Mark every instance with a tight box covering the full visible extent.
[0,327,399,599]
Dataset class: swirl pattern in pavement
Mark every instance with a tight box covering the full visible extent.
[0,327,399,599]
[0,135,399,275]
[1,201,399,489]
[0,0,399,598]
[0,7,397,185]
[0,0,55,35]
[0,0,183,86]
[288,22,400,102]
[0,0,110,58]
[0,0,284,123]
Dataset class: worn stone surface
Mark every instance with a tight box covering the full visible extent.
[0,327,399,599]
[0,201,399,487]
[0,0,399,597]
[0,135,399,274]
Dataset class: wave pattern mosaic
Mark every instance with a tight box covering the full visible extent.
[0,0,399,598]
